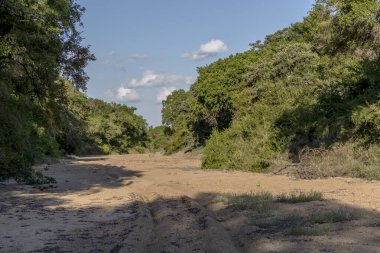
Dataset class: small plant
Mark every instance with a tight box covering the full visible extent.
[276,191,323,203]
[256,181,261,188]
[101,144,111,154]
[215,192,274,213]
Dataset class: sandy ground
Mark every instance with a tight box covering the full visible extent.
[1,153,380,253]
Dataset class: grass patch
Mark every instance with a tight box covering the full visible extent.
[276,191,323,203]
[215,191,324,213]
[252,212,331,236]
[252,212,304,230]
[311,209,362,224]
[286,224,330,236]
[215,192,274,213]
[216,192,364,238]
[284,209,361,236]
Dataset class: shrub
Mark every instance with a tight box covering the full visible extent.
[202,115,281,171]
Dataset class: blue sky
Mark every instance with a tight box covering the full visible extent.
[77,0,315,126]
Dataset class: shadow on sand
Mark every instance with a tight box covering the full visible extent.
[41,157,144,193]
[1,157,380,252]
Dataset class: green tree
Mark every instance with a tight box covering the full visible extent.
[190,52,258,143]
[160,89,194,153]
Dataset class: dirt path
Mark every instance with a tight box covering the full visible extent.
[1,154,380,253]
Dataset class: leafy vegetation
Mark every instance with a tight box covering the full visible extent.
[160,0,380,179]
[0,1,148,182]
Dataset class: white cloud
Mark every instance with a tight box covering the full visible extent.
[183,39,229,60]
[156,87,176,103]
[116,87,140,101]
[200,40,228,54]
[104,71,193,104]
[124,70,194,88]
[104,88,140,102]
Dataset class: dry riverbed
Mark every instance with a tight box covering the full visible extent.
[1,153,380,252]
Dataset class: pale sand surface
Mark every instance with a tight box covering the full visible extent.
[1,153,380,252]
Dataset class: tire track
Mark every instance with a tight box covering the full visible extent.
[145,196,240,253]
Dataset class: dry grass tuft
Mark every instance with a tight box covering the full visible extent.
[291,143,380,180]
